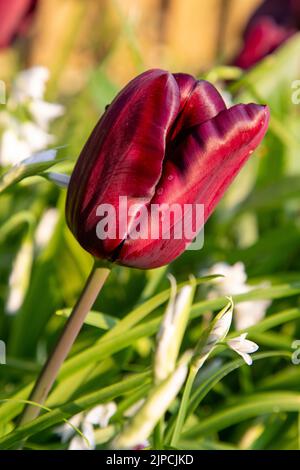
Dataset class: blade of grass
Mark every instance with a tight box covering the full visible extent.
[0,371,151,449]
[183,392,300,439]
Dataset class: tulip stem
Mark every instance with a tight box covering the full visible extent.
[170,364,198,447]
[18,260,111,426]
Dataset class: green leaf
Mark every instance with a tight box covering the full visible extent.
[0,211,35,244]
[0,282,298,426]
[240,176,300,212]
[0,371,151,449]
[232,33,300,101]
[191,284,300,319]
[56,309,118,330]
[184,391,300,439]
[103,275,219,342]
[0,149,63,193]
[188,352,291,416]
[165,351,290,443]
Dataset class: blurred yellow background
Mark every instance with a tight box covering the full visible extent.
[0,0,262,93]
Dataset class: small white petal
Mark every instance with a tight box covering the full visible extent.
[228,334,259,353]
[0,117,57,167]
[0,122,55,166]
[85,402,117,428]
[29,100,64,130]
[20,122,55,152]
[47,172,70,188]
[68,436,90,451]
[228,334,259,365]
[239,340,259,353]
[23,149,57,166]
[82,422,95,449]
[12,67,50,102]
[56,413,83,443]
[240,351,253,366]
[0,128,32,166]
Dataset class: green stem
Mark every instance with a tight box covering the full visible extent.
[153,417,164,450]
[170,364,198,448]
[18,260,111,426]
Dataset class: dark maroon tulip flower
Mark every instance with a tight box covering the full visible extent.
[66,69,269,269]
[0,0,37,49]
[234,0,300,69]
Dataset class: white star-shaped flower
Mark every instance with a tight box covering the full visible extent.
[227,333,259,365]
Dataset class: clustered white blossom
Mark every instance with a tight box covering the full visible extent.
[206,262,271,330]
[0,66,64,167]
[56,402,117,450]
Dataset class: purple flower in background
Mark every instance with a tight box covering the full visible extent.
[234,0,300,69]
[0,0,37,49]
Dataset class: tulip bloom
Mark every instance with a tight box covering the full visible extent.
[234,0,300,69]
[0,0,37,49]
[66,69,269,269]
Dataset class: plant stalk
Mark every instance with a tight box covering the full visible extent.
[170,364,198,447]
[18,260,111,426]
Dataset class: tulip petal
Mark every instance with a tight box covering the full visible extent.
[170,75,226,139]
[118,103,269,268]
[66,69,180,257]
[0,0,35,48]
[234,17,294,69]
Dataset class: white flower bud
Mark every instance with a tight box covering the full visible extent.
[192,297,233,370]
[154,275,195,383]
